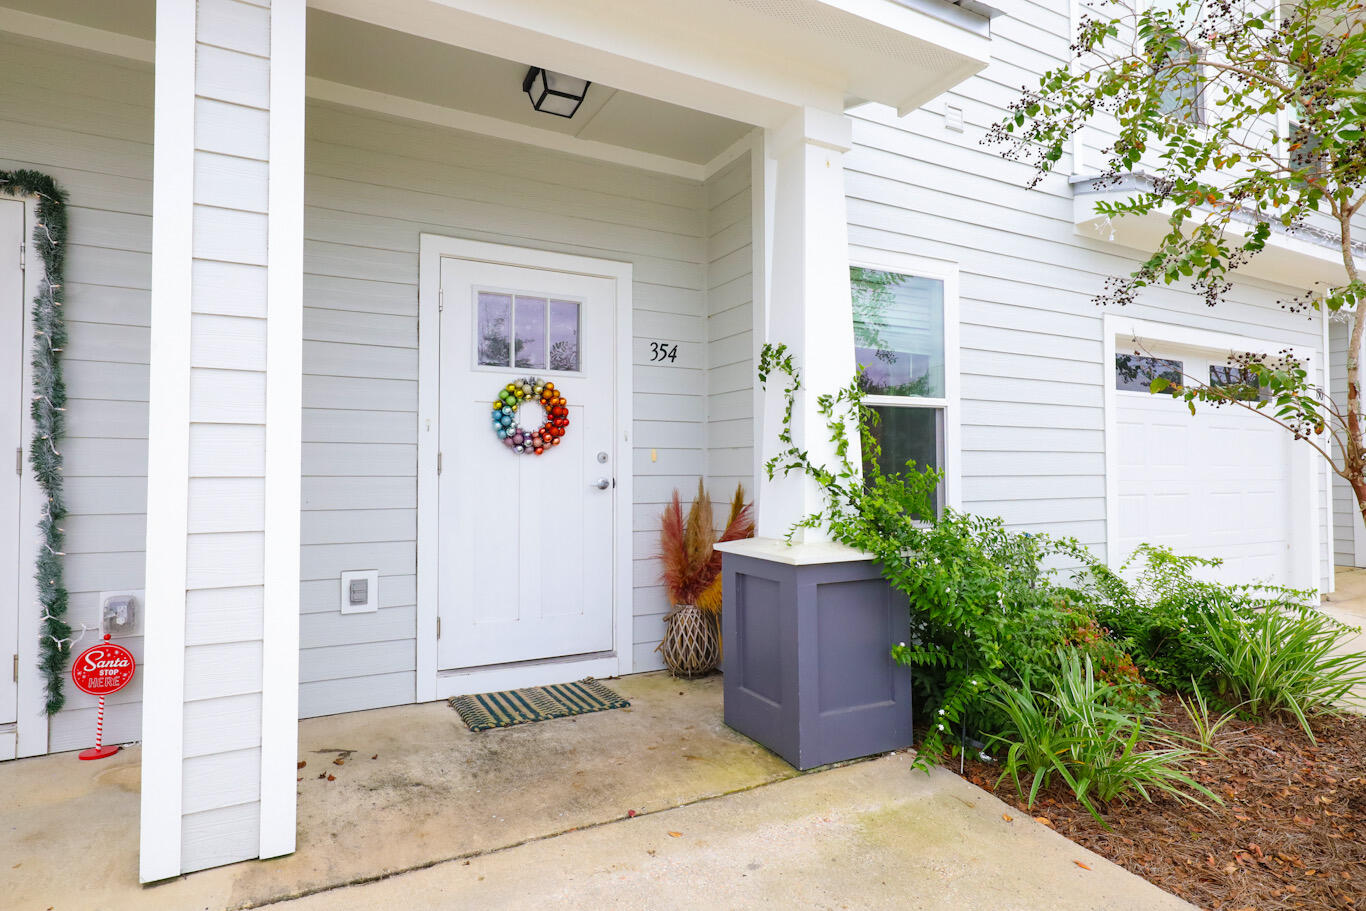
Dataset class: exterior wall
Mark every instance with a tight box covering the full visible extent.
[300,102,711,703]
[703,152,756,526]
[0,34,153,752]
[843,0,1332,590]
[0,34,719,733]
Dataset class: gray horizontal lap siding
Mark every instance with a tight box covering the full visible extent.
[300,102,711,710]
[1,35,714,732]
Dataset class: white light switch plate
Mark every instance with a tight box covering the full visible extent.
[340,570,379,614]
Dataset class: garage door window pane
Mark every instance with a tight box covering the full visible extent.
[1115,354,1183,393]
[851,268,944,398]
[1210,365,1263,401]
[865,405,942,515]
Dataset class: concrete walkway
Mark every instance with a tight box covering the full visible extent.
[1322,566,1366,712]
[1,671,1191,910]
[276,752,1192,911]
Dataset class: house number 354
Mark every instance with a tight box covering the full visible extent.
[648,342,679,363]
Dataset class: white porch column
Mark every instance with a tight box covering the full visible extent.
[141,0,304,881]
[754,108,857,542]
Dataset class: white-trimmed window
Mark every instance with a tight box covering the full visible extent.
[849,255,960,512]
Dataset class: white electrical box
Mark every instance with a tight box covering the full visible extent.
[340,570,379,614]
[99,589,144,638]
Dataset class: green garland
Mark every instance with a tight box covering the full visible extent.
[1,170,70,715]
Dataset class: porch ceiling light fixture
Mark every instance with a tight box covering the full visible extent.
[523,66,590,118]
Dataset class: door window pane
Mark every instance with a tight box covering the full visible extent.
[1115,354,1183,393]
[851,267,944,398]
[865,405,942,514]
[548,299,581,371]
[477,292,512,366]
[514,295,547,369]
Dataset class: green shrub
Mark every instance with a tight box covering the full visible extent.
[985,651,1215,822]
[1196,600,1366,740]
[757,345,1148,761]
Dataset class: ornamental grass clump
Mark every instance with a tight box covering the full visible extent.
[1075,545,1366,739]
[1195,601,1366,741]
[984,651,1215,823]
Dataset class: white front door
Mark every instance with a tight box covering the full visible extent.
[1114,343,1300,588]
[437,254,617,671]
[0,198,24,727]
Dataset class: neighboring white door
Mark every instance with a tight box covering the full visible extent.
[0,198,23,727]
[1114,343,1298,587]
[437,255,616,670]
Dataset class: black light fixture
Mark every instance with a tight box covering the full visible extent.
[523,67,590,118]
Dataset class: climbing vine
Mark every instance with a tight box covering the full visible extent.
[1,170,70,715]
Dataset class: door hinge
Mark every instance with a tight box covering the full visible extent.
[437,452,443,475]
[438,288,444,312]
[436,616,441,639]
[12,654,17,683]
[14,447,20,476]
[18,242,24,270]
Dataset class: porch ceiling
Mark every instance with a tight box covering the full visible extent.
[3,0,991,165]
[311,0,994,125]
[0,0,753,169]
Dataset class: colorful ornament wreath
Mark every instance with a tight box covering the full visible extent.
[491,377,569,455]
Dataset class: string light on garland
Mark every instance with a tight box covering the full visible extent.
[1,170,70,715]
[490,377,569,455]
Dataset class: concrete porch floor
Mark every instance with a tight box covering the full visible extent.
[2,671,1190,910]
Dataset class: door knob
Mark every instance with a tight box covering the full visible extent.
[592,478,611,490]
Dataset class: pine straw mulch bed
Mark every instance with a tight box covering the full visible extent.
[952,697,1366,910]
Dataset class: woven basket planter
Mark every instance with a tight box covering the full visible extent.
[657,603,720,678]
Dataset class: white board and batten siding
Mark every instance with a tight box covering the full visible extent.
[300,101,717,703]
[846,0,1331,590]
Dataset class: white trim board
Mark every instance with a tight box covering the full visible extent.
[1101,314,1322,594]
[259,0,306,863]
[140,0,197,883]
[1321,305,1335,593]
[13,197,46,760]
[416,236,633,702]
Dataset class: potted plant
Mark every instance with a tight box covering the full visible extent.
[656,481,753,677]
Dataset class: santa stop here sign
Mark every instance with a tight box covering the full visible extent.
[70,640,136,696]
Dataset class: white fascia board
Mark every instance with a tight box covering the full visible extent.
[1074,189,1359,288]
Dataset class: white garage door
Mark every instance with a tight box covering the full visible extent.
[1113,343,1300,588]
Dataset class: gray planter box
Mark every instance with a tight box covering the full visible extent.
[719,546,914,770]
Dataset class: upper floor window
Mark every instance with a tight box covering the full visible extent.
[1157,46,1206,126]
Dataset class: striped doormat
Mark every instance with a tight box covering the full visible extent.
[448,678,630,732]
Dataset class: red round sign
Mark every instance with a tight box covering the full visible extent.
[71,641,136,696]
